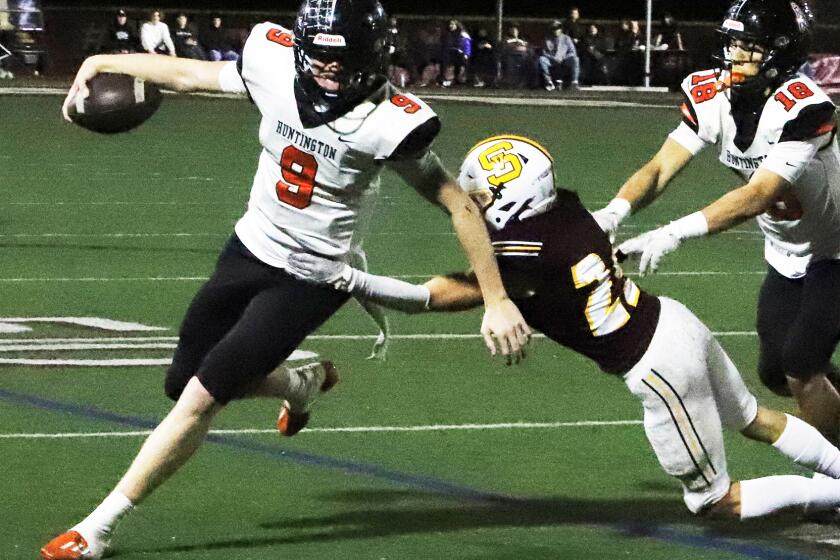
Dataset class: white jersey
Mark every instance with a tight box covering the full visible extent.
[217,23,438,268]
[669,69,840,278]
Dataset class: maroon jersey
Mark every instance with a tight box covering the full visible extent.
[491,189,661,374]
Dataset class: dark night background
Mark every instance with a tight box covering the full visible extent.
[40,0,840,23]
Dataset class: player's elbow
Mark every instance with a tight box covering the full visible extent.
[171,72,198,92]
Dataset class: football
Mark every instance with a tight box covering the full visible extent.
[68,73,163,134]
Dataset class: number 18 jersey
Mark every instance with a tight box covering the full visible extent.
[219,23,439,268]
[670,69,840,278]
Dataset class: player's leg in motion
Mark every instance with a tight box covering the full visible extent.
[625,297,840,520]
[780,261,840,445]
[41,238,349,560]
[755,266,801,398]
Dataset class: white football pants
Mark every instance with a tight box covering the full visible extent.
[623,297,758,513]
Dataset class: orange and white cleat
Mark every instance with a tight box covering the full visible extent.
[40,529,106,560]
[277,360,339,437]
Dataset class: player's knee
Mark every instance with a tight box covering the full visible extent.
[781,340,830,382]
[757,361,791,397]
[758,370,792,396]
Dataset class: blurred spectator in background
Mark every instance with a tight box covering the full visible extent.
[202,15,239,62]
[579,24,609,85]
[502,24,531,88]
[470,28,495,87]
[172,12,205,60]
[410,20,440,87]
[565,7,585,46]
[140,9,175,56]
[617,19,644,52]
[440,19,471,87]
[615,19,644,85]
[539,21,579,91]
[654,12,684,51]
[103,9,138,54]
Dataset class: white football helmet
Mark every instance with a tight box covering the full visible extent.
[458,135,556,231]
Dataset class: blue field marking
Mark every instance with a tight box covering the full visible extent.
[0,388,817,560]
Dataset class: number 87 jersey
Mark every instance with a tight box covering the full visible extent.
[670,68,840,278]
[223,23,440,269]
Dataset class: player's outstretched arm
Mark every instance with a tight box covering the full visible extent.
[591,138,693,240]
[62,54,230,121]
[435,180,532,362]
[388,151,532,362]
[618,168,789,274]
[615,138,694,213]
[285,252,482,312]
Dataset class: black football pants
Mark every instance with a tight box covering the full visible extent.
[165,235,350,405]
[756,259,840,394]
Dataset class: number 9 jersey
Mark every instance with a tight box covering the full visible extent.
[217,23,440,268]
[669,69,840,278]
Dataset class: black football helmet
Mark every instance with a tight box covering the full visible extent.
[293,0,390,110]
[715,0,814,100]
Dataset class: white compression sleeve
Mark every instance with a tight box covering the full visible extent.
[772,413,840,478]
[740,475,840,520]
[348,269,431,313]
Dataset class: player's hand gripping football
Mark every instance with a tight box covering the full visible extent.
[617,226,681,275]
[481,298,532,365]
[62,56,100,122]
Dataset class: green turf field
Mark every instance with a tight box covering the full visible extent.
[2,93,838,559]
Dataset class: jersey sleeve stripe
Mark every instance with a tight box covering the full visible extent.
[779,101,837,143]
[680,92,700,134]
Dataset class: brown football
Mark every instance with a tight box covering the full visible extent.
[68,73,163,134]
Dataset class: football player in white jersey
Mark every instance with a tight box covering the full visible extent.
[42,1,531,558]
[283,134,840,520]
[592,0,840,446]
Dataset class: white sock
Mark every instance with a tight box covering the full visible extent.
[740,475,840,519]
[74,491,134,537]
[772,413,840,478]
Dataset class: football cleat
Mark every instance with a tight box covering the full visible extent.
[40,530,106,560]
[277,360,339,437]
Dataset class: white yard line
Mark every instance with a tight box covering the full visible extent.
[0,358,173,366]
[0,271,766,283]
[0,343,177,351]
[0,230,764,237]
[0,317,166,331]
[0,87,674,109]
[0,419,643,440]
[0,332,758,347]
[0,233,224,238]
